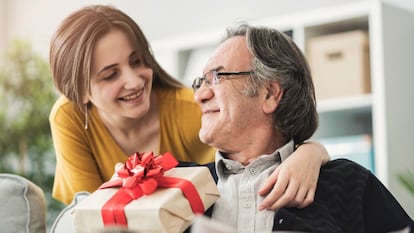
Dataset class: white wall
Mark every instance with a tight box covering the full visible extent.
[2,0,357,59]
[3,0,414,60]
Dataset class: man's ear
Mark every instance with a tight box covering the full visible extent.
[263,81,283,114]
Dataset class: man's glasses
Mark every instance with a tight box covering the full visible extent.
[192,70,253,91]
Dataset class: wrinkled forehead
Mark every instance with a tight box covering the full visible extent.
[203,36,251,74]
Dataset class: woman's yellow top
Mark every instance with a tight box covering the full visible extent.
[49,87,215,204]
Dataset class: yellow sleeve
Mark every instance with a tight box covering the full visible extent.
[49,96,126,204]
[158,88,215,164]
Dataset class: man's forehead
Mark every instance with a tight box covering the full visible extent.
[203,36,251,72]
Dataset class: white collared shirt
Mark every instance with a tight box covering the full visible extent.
[211,140,294,233]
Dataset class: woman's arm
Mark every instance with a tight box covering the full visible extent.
[258,140,330,210]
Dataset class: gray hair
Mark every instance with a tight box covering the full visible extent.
[222,23,318,144]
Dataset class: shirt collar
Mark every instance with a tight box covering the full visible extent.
[278,139,294,162]
[215,140,294,176]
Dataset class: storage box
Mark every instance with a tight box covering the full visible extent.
[74,167,220,233]
[307,30,371,100]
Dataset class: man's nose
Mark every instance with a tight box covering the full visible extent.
[194,84,214,104]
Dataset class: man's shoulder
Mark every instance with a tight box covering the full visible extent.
[319,158,371,186]
[321,158,370,175]
[317,158,371,199]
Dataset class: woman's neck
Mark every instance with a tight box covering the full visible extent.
[98,91,161,155]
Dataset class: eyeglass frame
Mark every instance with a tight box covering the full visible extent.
[192,70,253,91]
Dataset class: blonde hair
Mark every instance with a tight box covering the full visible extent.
[49,5,183,111]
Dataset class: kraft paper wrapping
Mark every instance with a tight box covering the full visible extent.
[74,167,220,233]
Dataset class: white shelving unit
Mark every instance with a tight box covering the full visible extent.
[152,0,414,217]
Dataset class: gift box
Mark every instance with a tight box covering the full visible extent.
[74,152,220,233]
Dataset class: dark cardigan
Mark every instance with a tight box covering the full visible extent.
[195,159,414,233]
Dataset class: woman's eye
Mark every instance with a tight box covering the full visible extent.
[103,72,117,80]
[131,58,141,66]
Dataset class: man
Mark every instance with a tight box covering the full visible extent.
[191,23,414,233]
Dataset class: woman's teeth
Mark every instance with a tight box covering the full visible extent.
[122,92,141,101]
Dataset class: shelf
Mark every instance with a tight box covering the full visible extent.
[317,94,372,113]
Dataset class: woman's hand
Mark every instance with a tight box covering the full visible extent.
[258,141,330,211]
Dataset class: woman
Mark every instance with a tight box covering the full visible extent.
[49,4,329,208]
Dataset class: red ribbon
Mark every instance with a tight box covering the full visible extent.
[99,152,205,226]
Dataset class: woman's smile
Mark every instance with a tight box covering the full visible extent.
[119,90,143,102]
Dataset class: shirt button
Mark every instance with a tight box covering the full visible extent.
[243,201,251,208]
[249,168,256,174]
[225,164,232,170]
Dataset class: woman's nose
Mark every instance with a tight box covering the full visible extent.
[123,67,145,89]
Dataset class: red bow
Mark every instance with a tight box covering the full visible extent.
[99,152,204,226]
